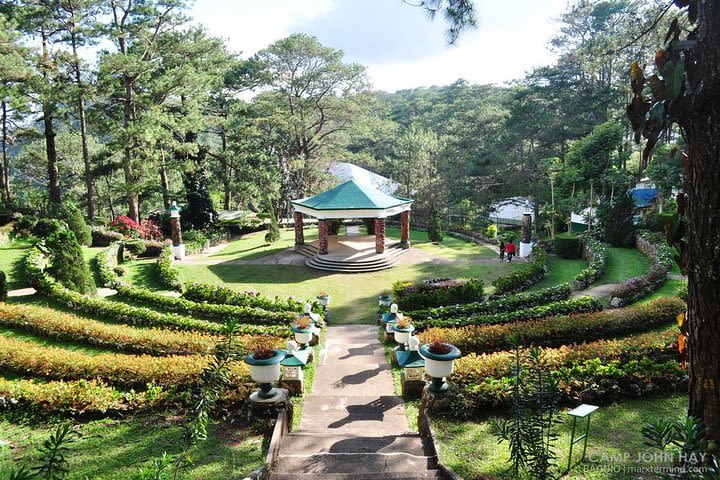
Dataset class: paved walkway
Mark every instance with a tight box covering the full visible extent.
[572,282,623,299]
[271,325,439,480]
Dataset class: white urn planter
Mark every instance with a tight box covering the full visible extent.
[419,343,461,393]
[243,349,287,399]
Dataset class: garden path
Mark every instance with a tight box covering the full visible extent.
[270,325,440,480]
[571,282,623,299]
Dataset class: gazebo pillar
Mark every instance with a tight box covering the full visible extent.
[374,218,385,254]
[293,212,304,251]
[400,211,410,249]
[318,219,329,255]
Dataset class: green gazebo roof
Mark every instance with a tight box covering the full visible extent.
[292,180,412,212]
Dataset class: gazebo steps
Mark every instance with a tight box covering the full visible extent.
[305,255,398,272]
[296,244,319,258]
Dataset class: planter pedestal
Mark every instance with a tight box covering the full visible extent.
[420,385,456,414]
[519,242,533,258]
[171,243,185,260]
[247,388,292,424]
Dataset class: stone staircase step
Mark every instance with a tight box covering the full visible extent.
[280,432,429,456]
[270,471,443,480]
[272,452,436,474]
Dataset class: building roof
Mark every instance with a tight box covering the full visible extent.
[328,162,399,194]
[291,180,412,219]
[631,188,658,208]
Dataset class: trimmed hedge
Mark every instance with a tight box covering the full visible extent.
[0,270,6,302]
[554,232,581,258]
[0,302,225,356]
[91,226,124,247]
[407,284,572,321]
[418,297,686,355]
[413,296,601,330]
[490,248,548,296]
[157,245,182,291]
[26,248,289,337]
[183,282,310,313]
[452,327,679,387]
[572,235,607,290]
[0,376,163,416]
[393,278,485,310]
[0,334,250,389]
[609,231,674,307]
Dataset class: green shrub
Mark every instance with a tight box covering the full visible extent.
[553,232,580,258]
[157,245,183,291]
[61,202,92,246]
[393,277,484,310]
[265,216,281,243]
[597,190,636,247]
[91,226,124,247]
[414,296,601,330]
[183,229,209,254]
[408,284,572,320]
[0,270,6,302]
[183,282,311,313]
[427,203,443,243]
[572,235,607,289]
[484,224,498,238]
[124,239,147,256]
[419,297,685,354]
[491,248,548,295]
[44,227,95,294]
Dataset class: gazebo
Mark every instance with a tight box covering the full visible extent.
[291,180,413,271]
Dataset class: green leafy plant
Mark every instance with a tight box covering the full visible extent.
[264,215,280,244]
[491,248,548,295]
[427,203,443,243]
[0,271,6,302]
[156,246,182,292]
[553,232,581,259]
[32,424,76,480]
[57,203,91,247]
[43,226,95,295]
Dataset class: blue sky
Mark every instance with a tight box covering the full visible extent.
[191,0,570,91]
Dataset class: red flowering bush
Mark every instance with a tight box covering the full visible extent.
[108,216,163,241]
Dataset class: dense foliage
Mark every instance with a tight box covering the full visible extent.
[553,233,580,259]
[43,225,95,294]
[157,245,183,292]
[491,248,547,295]
[183,282,310,313]
[393,277,484,310]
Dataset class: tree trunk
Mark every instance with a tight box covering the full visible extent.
[44,106,61,206]
[220,128,231,210]
[122,74,139,221]
[681,0,720,440]
[71,37,96,220]
[159,150,171,209]
[1,100,9,203]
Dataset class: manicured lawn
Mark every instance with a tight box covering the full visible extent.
[598,246,653,284]
[209,227,320,260]
[528,255,587,291]
[386,227,498,260]
[0,414,265,479]
[124,228,516,324]
[433,394,688,480]
[0,238,32,290]
[634,278,687,305]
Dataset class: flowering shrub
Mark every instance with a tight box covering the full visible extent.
[572,235,607,290]
[107,216,162,241]
[609,231,674,306]
[0,334,250,389]
[414,296,601,330]
[491,248,548,296]
[157,245,182,291]
[183,282,310,313]
[408,284,572,320]
[392,277,485,310]
[418,297,686,354]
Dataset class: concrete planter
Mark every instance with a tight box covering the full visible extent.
[378,295,393,307]
[317,295,330,307]
[392,324,415,347]
[291,325,313,347]
[244,350,287,399]
[419,343,461,393]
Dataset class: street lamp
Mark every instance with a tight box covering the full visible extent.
[168,201,185,260]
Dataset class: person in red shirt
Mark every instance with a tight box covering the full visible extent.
[506,240,516,262]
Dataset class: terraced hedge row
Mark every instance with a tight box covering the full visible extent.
[392,278,485,310]
[0,334,250,389]
[572,236,607,290]
[443,327,683,415]
[0,376,159,415]
[183,282,312,313]
[413,296,601,330]
[157,245,182,291]
[27,248,290,337]
[418,297,685,355]
[407,284,572,321]
[490,248,548,296]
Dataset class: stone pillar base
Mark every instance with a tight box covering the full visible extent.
[519,242,533,258]
[247,388,291,420]
[280,378,304,396]
[420,385,456,413]
[171,243,185,260]
[400,241,410,249]
[384,331,395,343]
[401,372,425,397]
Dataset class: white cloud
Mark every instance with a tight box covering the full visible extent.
[190,0,334,56]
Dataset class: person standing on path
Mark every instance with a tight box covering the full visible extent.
[506,240,516,262]
[499,240,506,261]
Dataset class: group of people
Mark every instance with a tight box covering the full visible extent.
[498,240,516,262]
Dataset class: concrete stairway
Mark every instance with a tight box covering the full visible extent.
[304,244,405,273]
[270,325,440,480]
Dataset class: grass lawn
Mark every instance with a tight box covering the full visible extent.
[599,246,653,284]
[433,394,688,480]
[124,228,516,324]
[0,238,33,290]
[528,255,587,292]
[0,414,265,479]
